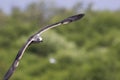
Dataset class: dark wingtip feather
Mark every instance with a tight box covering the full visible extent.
[61,13,85,24]
[68,13,85,22]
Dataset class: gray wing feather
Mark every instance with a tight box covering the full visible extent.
[3,39,33,80]
[37,13,84,35]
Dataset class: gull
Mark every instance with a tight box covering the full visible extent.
[3,13,84,80]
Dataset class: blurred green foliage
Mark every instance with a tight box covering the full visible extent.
[0,1,120,80]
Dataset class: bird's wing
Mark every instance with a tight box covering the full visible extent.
[37,13,84,35]
[3,13,85,80]
[3,38,33,80]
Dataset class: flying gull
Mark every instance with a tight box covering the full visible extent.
[3,13,85,80]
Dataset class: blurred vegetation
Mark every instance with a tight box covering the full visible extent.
[0,1,120,80]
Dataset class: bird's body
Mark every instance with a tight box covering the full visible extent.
[3,13,84,80]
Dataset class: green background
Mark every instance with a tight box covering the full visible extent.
[0,1,120,80]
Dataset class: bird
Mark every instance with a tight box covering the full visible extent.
[3,13,85,80]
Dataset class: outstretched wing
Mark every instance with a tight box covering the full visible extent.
[37,13,84,35]
[3,13,85,80]
[3,38,33,80]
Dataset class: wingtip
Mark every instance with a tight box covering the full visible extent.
[61,13,85,24]
[81,13,85,16]
[68,13,85,22]
[76,13,85,18]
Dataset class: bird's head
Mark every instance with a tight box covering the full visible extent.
[31,34,43,43]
